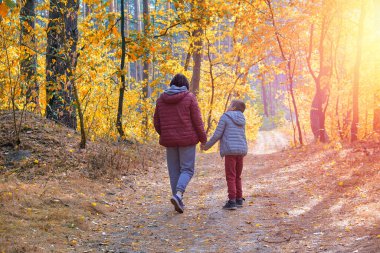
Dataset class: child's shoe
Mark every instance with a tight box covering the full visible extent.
[170,195,184,213]
[223,200,237,210]
[236,198,245,208]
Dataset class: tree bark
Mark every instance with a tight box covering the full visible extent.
[261,74,269,117]
[307,18,332,143]
[351,1,365,142]
[184,43,193,71]
[205,36,215,135]
[142,0,150,138]
[190,0,203,95]
[134,0,142,82]
[190,27,202,95]
[374,91,380,133]
[116,0,127,139]
[70,51,86,148]
[46,0,79,129]
[20,0,38,107]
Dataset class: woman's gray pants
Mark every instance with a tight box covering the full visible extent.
[166,145,196,195]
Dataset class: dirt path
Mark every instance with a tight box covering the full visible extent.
[250,130,289,155]
[76,132,379,253]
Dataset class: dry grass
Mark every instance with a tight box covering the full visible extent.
[0,110,164,252]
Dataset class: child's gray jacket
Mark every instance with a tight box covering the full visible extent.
[205,111,248,157]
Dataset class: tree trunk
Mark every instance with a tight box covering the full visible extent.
[70,52,86,148]
[20,0,38,107]
[134,0,142,82]
[336,95,344,139]
[190,26,202,95]
[109,0,114,12]
[286,84,296,145]
[374,91,380,133]
[266,0,303,145]
[184,44,192,71]
[205,36,215,135]
[307,20,331,143]
[46,0,79,129]
[189,0,203,95]
[288,70,303,145]
[310,85,329,142]
[261,74,269,117]
[116,0,127,139]
[271,76,278,116]
[142,0,150,138]
[351,1,365,142]
[142,0,149,90]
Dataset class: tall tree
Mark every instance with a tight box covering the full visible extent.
[351,0,366,142]
[190,0,203,95]
[265,0,303,145]
[142,0,150,137]
[134,0,142,81]
[374,91,380,133]
[260,74,269,117]
[116,0,127,139]
[20,0,38,107]
[307,13,333,143]
[46,0,79,129]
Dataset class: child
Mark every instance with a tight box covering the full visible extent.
[202,100,248,210]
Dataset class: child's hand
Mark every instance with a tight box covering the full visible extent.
[200,143,207,150]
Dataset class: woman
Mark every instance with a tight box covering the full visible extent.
[153,74,207,213]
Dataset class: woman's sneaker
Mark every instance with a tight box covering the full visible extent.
[170,195,184,213]
[223,200,237,210]
[236,198,245,208]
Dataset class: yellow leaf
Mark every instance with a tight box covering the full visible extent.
[112,27,118,35]
[255,223,262,227]
[70,239,77,246]
[338,181,344,186]
[91,202,97,207]
[34,159,39,164]
[175,249,185,252]
[377,234,380,238]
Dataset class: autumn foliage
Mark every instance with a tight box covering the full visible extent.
[0,0,379,146]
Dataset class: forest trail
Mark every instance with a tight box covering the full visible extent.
[1,113,378,252]
[77,137,379,252]
[250,130,289,155]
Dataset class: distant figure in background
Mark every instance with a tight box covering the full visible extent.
[202,100,248,210]
[153,74,207,213]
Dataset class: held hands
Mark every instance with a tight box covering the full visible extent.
[200,143,207,151]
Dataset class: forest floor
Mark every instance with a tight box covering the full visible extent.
[0,111,379,252]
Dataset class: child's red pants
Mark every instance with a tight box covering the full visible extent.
[224,155,244,200]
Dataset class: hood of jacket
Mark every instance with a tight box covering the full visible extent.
[225,111,246,126]
[161,85,189,104]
